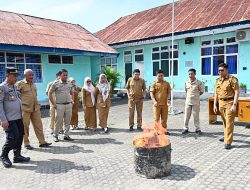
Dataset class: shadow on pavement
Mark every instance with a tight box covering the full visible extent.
[32,145,93,154]
[161,164,196,181]
[67,138,124,145]
[13,159,92,174]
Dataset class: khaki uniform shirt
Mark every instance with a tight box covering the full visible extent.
[82,88,95,107]
[17,79,40,112]
[49,79,72,104]
[185,79,204,105]
[215,75,239,108]
[126,77,146,100]
[150,80,171,106]
[95,84,112,108]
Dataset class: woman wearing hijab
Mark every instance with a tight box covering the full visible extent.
[69,77,81,130]
[95,74,112,133]
[82,77,97,130]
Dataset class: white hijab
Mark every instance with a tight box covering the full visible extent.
[98,74,110,102]
[83,77,95,106]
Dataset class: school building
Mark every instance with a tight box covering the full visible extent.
[0,10,117,102]
[96,0,250,93]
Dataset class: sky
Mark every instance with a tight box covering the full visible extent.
[0,0,174,33]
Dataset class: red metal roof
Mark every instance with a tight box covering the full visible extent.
[96,0,250,45]
[0,10,117,54]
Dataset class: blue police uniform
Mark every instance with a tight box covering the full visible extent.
[0,67,30,168]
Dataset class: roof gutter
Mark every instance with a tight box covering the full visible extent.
[110,20,250,48]
[0,44,118,57]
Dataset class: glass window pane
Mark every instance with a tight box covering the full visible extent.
[153,61,159,76]
[124,51,132,55]
[152,53,160,60]
[100,57,105,64]
[170,51,178,59]
[161,60,169,77]
[26,64,42,83]
[106,57,111,64]
[153,47,159,52]
[0,64,6,83]
[213,46,224,55]
[201,40,211,46]
[0,52,5,62]
[173,60,178,76]
[48,55,61,64]
[226,55,237,74]
[124,55,132,63]
[201,47,212,56]
[213,55,224,75]
[214,39,224,45]
[6,53,24,63]
[135,54,144,62]
[112,65,117,72]
[161,46,168,51]
[201,57,211,75]
[161,52,169,59]
[226,45,238,54]
[112,57,117,64]
[170,45,178,50]
[26,54,41,63]
[62,56,73,64]
[227,37,236,44]
[16,64,25,80]
[135,49,143,54]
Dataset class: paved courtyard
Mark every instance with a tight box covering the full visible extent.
[0,98,249,190]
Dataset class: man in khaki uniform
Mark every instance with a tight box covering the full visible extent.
[182,68,204,135]
[49,69,74,142]
[126,69,146,131]
[150,70,171,135]
[46,71,62,134]
[213,63,239,150]
[17,69,52,150]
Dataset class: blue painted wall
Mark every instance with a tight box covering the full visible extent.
[114,31,250,92]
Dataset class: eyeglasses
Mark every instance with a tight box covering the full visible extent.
[87,81,91,83]
[218,69,224,72]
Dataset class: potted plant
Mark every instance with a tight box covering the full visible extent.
[240,83,247,94]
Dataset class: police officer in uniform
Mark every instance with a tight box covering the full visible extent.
[182,68,204,135]
[213,63,239,150]
[0,67,30,168]
[17,69,52,150]
[150,70,171,135]
[49,69,74,142]
[126,69,146,131]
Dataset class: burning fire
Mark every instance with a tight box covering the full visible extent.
[133,122,170,148]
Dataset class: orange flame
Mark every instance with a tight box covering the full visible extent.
[133,122,170,148]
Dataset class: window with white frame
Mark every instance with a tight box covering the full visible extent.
[201,37,238,76]
[124,50,132,63]
[100,56,117,71]
[152,45,178,76]
[48,55,73,64]
[0,52,42,83]
[135,49,144,62]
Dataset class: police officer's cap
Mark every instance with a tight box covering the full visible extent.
[6,67,19,74]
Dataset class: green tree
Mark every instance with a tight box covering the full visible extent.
[96,66,121,94]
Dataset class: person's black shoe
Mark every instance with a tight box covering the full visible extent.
[129,126,134,131]
[25,145,34,150]
[219,137,224,142]
[53,136,59,142]
[0,152,12,168]
[182,129,189,135]
[59,130,64,134]
[64,136,74,141]
[13,155,30,163]
[104,127,109,133]
[225,144,232,150]
[39,142,52,148]
[137,127,143,131]
[195,130,202,135]
[165,131,170,135]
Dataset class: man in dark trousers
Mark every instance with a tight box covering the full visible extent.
[0,67,30,168]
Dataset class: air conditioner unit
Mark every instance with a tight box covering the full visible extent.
[236,29,250,41]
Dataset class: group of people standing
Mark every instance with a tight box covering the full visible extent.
[0,62,239,168]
